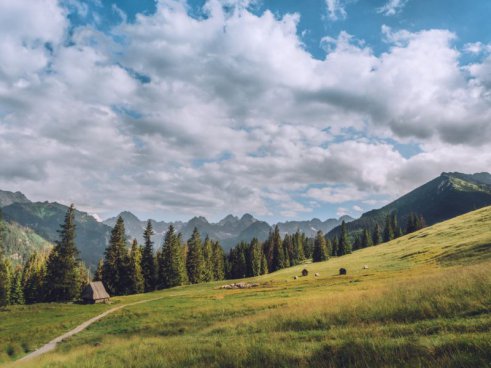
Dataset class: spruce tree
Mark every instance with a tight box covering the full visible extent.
[292,230,305,264]
[186,228,205,284]
[372,224,382,245]
[312,230,329,262]
[211,241,225,280]
[383,215,394,243]
[159,225,187,288]
[260,252,268,275]
[361,228,373,248]
[331,236,339,257]
[202,236,213,282]
[283,234,294,267]
[45,204,82,302]
[103,216,130,296]
[338,221,352,255]
[129,239,144,294]
[94,259,104,281]
[22,252,47,304]
[271,225,284,272]
[141,220,156,292]
[249,238,262,277]
[0,256,11,306]
[391,213,401,238]
[10,267,24,305]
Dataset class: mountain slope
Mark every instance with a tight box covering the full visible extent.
[0,221,53,266]
[2,202,111,269]
[328,172,491,238]
[0,190,31,207]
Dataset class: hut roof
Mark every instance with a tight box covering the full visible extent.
[82,281,110,301]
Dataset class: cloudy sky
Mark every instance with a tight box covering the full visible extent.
[0,0,490,223]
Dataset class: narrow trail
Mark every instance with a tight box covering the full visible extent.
[16,296,164,364]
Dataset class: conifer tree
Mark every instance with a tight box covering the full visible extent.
[211,241,225,280]
[45,204,82,302]
[391,213,401,238]
[331,236,339,257]
[103,216,130,296]
[292,230,305,264]
[372,224,382,245]
[10,267,24,305]
[260,252,268,275]
[271,225,284,272]
[129,239,144,294]
[361,228,373,248]
[141,220,156,292]
[92,259,103,281]
[249,238,262,277]
[0,255,11,306]
[283,234,294,267]
[312,230,329,262]
[22,252,47,304]
[159,225,187,288]
[338,221,352,255]
[383,215,394,243]
[186,228,205,284]
[202,236,213,282]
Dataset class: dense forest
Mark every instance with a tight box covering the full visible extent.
[0,206,425,305]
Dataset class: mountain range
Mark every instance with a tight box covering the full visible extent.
[1,171,491,270]
[328,172,491,239]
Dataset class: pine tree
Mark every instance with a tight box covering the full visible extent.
[312,230,329,262]
[128,239,144,294]
[391,213,401,238]
[271,225,284,272]
[283,234,294,267]
[249,238,262,277]
[292,230,305,264]
[45,204,83,302]
[94,259,104,281]
[383,215,394,243]
[22,252,47,304]
[338,221,352,255]
[0,255,11,306]
[141,220,156,292]
[9,267,24,305]
[159,225,187,288]
[361,228,373,248]
[211,241,225,280]
[103,216,130,296]
[372,224,382,245]
[202,236,213,282]
[186,228,205,284]
[260,252,268,275]
[331,236,339,257]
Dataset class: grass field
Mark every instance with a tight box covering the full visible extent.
[2,206,491,367]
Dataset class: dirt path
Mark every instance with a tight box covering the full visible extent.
[16,297,164,364]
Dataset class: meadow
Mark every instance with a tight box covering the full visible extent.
[2,206,491,367]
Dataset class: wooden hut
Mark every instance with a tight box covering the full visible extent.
[302,269,309,276]
[82,282,110,304]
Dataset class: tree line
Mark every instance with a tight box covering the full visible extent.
[0,206,426,306]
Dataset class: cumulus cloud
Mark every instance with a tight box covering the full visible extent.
[325,0,348,21]
[0,0,490,221]
[377,0,409,16]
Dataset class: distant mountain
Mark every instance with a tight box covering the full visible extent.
[0,221,53,266]
[2,201,111,270]
[0,190,31,207]
[276,215,354,237]
[328,172,491,239]
[103,211,354,250]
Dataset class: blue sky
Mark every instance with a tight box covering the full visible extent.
[0,0,490,223]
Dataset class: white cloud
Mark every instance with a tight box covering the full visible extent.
[325,0,348,21]
[0,0,490,221]
[377,0,409,16]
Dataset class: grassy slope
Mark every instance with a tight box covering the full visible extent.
[3,206,491,367]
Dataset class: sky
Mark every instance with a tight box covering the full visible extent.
[0,0,490,223]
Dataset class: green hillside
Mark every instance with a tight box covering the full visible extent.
[2,202,111,270]
[329,172,491,239]
[2,206,491,367]
[0,221,53,266]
